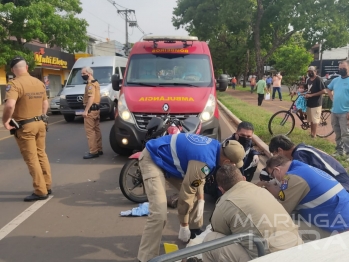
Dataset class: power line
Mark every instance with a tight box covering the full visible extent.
[84,9,124,33]
[114,2,128,9]
[87,32,105,40]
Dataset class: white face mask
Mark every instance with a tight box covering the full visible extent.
[271,168,282,187]
[274,177,282,187]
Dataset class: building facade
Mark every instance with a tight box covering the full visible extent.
[310,44,349,76]
[0,43,75,104]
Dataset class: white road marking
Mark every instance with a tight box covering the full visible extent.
[0,195,53,241]
[219,108,236,134]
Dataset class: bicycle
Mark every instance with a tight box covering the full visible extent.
[268,95,334,138]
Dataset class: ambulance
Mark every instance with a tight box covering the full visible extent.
[109,36,229,155]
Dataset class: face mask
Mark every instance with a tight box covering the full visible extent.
[308,72,314,78]
[82,75,89,81]
[237,136,251,150]
[338,68,348,77]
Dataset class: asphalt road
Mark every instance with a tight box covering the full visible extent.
[0,111,263,262]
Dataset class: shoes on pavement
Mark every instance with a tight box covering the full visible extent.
[83,153,99,159]
[98,151,103,155]
[24,193,48,202]
[280,99,282,101]
[47,189,52,195]
[190,228,203,239]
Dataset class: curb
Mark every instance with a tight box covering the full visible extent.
[218,100,272,159]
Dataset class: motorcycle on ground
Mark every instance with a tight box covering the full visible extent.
[119,114,202,203]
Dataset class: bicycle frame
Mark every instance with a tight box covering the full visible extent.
[288,96,310,129]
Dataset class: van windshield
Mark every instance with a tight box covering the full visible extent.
[66,66,113,85]
[125,54,213,87]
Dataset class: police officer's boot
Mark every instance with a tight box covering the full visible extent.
[24,193,49,202]
[83,152,99,159]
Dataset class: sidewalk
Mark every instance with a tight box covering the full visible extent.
[224,88,335,143]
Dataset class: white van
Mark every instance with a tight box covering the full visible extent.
[59,56,128,122]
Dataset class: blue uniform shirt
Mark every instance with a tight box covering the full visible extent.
[328,77,349,114]
[292,143,349,191]
[146,133,221,179]
[287,160,349,232]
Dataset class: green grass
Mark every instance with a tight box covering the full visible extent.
[217,92,349,168]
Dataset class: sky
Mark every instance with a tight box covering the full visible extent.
[78,0,188,44]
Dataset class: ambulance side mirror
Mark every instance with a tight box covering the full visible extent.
[112,74,121,91]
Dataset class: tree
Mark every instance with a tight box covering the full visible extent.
[272,36,313,92]
[0,0,88,69]
[172,0,252,81]
[173,0,349,79]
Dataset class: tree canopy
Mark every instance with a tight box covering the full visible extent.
[272,35,313,87]
[173,0,349,78]
[0,0,88,68]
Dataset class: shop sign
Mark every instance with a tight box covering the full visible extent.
[34,48,68,69]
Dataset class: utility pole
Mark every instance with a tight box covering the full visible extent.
[117,9,135,56]
[106,24,113,41]
[319,40,323,77]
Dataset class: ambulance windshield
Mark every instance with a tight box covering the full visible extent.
[125,54,213,87]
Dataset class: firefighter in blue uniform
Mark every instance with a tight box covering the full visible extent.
[267,135,349,191]
[263,155,349,241]
[137,133,245,262]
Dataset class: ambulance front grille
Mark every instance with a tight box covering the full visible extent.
[133,113,199,130]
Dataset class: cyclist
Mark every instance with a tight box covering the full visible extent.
[290,83,307,120]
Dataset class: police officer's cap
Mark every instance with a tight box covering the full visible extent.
[9,56,27,69]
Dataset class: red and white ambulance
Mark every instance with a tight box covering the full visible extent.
[109,36,228,155]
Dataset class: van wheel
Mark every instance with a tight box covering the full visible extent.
[109,124,133,156]
[64,114,75,122]
[109,103,116,120]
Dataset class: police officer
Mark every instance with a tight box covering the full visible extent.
[137,133,245,262]
[81,67,103,159]
[2,56,52,202]
[264,155,349,240]
[203,165,302,261]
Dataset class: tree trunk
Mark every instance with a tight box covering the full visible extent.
[254,0,264,80]
[243,49,250,87]
[319,41,323,77]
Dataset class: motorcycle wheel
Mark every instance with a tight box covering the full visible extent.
[119,159,148,203]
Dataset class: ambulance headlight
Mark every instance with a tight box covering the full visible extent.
[200,94,216,122]
[118,94,135,124]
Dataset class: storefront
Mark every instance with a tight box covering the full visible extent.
[0,44,76,104]
[25,44,75,98]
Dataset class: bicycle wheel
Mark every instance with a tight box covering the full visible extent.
[317,109,334,138]
[268,110,295,136]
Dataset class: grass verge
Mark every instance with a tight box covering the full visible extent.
[217,92,349,168]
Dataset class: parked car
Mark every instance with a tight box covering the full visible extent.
[50,89,63,115]
[324,74,340,87]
